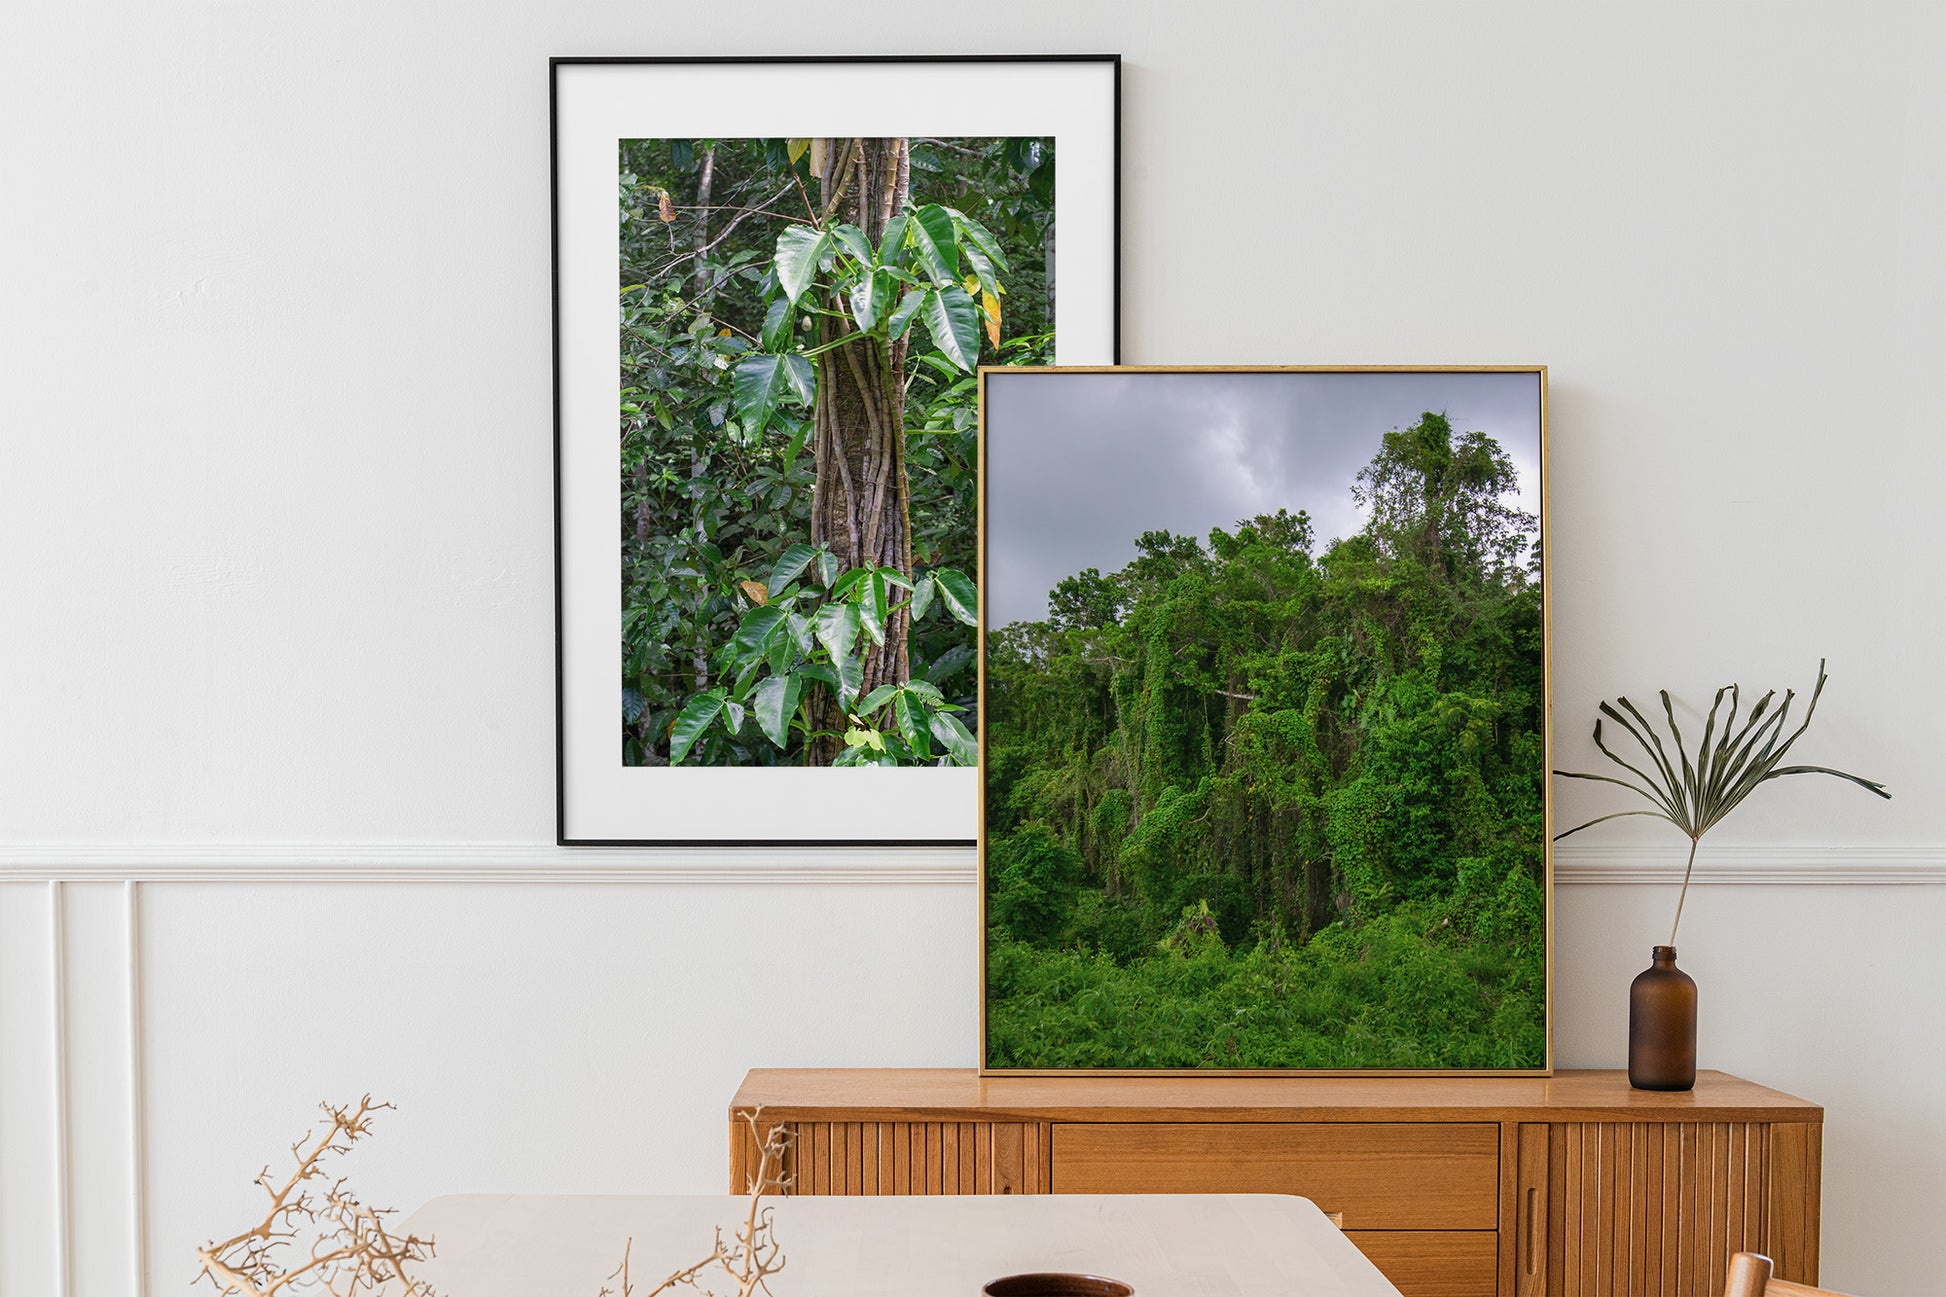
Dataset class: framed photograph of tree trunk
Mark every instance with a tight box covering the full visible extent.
[553,56,1120,845]
[979,366,1551,1074]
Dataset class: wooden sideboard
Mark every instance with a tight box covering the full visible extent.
[728,1069,1822,1297]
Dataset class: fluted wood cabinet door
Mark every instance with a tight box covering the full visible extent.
[1514,1120,1822,1296]
[733,1118,1049,1196]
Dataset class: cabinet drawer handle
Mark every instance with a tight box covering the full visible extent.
[1524,1187,1539,1274]
[1323,1210,1344,1230]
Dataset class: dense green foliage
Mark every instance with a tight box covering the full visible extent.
[619,137,1054,765]
[985,413,1548,1068]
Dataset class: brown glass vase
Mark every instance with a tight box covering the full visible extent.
[1628,945,1696,1090]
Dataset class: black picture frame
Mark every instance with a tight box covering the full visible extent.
[553,55,1122,846]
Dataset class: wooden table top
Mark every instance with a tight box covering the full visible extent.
[729,1067,1823,1124]
[395,1192,1402,1296]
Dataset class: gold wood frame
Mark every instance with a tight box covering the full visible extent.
[976,365,1552,1077]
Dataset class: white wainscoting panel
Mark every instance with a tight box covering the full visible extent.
[136,878,979,1297]
[0,884,60,1297]
[0,862,1938,1295]
[60,883,138,1297]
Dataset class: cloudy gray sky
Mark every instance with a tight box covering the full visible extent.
[983,370,1542,627]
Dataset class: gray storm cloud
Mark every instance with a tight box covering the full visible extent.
[982,370,1542,628]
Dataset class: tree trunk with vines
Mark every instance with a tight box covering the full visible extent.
[688,144,718,693]
[808,137,913,762]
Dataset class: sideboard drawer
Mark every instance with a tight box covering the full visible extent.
[1050,1122,1498,1230]
[1350,1231,1498,1297]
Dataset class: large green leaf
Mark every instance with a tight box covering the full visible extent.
[781,352,815,404]
[1029,153,1054,203]
[910,573,935,623]
[759,296,795,352]
[816,548,840,588]
[787,612,814,657]
[774,225,835,305]
[885,290,926,343]
[782,420,812,474]
[832,637,864,705]
[731,354,814,437]
[947,207,1010,277]
[858,574,886,646]
[849,267,896,333]
[668,690,726,764]
[731,653,765,703]
[769,543,819,596]
[919,642,973,683]
[877,214,909,266]
[766,621,798,675]
[921,286,980,372]
[947,207,1007,302]
[959,241,1001,302]
[895,690,931,761]
[622,686,648,725]
[901,679,945,706]
[752,672,804,749]
[929,710,978,766]
[830,567,872,601]
[831,223,875,267]
[729,605,789,663]
[856,684,900,716]
[933,567,979,626]
[908,204,960,282]
[814,601,860,664]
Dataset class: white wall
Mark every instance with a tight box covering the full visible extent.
[3,2,1943,1294]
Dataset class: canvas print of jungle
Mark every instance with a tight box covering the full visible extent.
[619,136,1054,771]
[981,368,1549,1072]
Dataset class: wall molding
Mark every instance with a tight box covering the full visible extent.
[1553,844,1946,885]
[0,843,975,884]
[48,881,72,1297]
[0,841,1943,885]
[125,881,149,1297]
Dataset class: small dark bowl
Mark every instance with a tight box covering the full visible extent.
[982,1274,1134,1297]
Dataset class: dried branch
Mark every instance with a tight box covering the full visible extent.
[642,178,799,283]
[194,1097,438,1297]
[200,1100,794,1297]
[602,1109,795,1297]
[912,137,984,158]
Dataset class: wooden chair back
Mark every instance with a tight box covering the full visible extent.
[1724,1252,1856,1297]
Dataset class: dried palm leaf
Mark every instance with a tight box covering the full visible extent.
[1554,660,1888,943]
